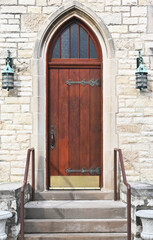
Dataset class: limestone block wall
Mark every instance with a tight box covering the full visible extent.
[0,0,153,185]
[0,183,30,240]
[121,182,153,240]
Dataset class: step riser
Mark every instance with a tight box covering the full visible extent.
[25,208,126,219]
[24,234,127,240]
[24,199,127,239]
[35,191,113,201]
[24,220,127,233]
[24,237,127,240]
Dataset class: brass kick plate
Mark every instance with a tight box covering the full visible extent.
[50,176,100,189]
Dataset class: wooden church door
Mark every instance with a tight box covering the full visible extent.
[46,18,103,189]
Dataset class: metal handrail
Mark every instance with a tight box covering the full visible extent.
[114,148,131,240]
[21,148,35,240]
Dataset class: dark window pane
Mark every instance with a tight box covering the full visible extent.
[80,27,88,58]
[70,24,78,58]
[52,37,59,58]
[61,27,69,58]
[89,37,97,59]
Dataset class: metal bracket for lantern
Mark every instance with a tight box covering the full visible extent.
[135,50,148,90]
[2,50,14,91]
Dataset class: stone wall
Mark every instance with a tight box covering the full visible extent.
[0,0,153,184]
[0,183,31,240]
[121,182,153,240]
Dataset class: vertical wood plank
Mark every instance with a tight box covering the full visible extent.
[69,69,80,174]
[59,69,69,175]
[80,69,90,171]
[90,68,101,168]
[49,69,59,176]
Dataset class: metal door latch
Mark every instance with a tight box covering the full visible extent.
[65,166,101,175]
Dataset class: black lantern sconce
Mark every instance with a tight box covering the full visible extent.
[2,50,14,91]
[135,50,148,90]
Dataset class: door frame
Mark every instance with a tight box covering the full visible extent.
[46,17,103,189]
[32,2,117,191]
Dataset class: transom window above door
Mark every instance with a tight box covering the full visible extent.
[52,23,97,59]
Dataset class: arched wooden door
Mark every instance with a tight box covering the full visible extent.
[46,18,103,189]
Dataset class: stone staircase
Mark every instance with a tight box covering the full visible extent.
[23,191,127,240]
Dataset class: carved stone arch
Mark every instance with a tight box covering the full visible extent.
[32,0,117,191]
[34,1,115,59]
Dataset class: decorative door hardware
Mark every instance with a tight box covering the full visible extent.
[66,78,101,87]
[50,125,55,150]
[65,166,101,175]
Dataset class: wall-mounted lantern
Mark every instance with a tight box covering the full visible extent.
[135,50,148,90]
[2,50,14,91]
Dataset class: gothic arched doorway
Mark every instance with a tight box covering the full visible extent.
[46,17,103,189]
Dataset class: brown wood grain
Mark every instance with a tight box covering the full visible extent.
[80,69,90,172]
[58,69,69,175]
[49,68,101,178]
[69,69,80,175]
[48,68,102,186]
[49,69,59,176]
[90,68,101,169]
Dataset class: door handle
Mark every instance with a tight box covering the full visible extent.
[50,125,55,150]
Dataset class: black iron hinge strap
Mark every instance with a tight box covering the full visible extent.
[66,78,101,87]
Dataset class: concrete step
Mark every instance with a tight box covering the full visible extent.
[35,190,113,201]
[24,219,127,233]
[24,233,127,240]
[25,200,126,219]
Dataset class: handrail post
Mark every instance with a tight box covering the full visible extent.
[114,148,131,240]
[127,187,131,240]
[32,149,35,201]
[20,148,35,240]
[21,190,24,240]
[114,149,117,201]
